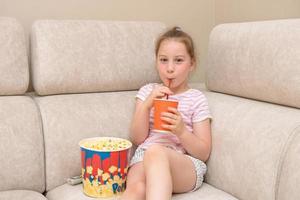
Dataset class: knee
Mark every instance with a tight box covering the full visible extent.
[144,145,168,165]
[125,181,146,198]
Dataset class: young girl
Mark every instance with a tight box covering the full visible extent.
[121,27,212,200]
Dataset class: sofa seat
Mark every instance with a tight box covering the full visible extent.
[0,190,47,200]
[173,183,238,200]
[45,183,238,200]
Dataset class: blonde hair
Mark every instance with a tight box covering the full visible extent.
[155,27,196,63]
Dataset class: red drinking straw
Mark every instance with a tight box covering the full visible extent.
[166,79,172,100]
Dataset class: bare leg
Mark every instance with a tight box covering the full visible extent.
[143,145,196,200]
[120,162,146,200]
[144,145,172,200]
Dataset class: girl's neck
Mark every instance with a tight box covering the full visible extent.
[170,83,190,95]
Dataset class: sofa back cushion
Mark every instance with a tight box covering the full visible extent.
[0,17,29,95]
[0,17,44,193]
[205,19,300,200]
[31,20,165,95]
[205,19,300,109]
[205,91,300,200]
[0,96,45,193]
[34,91,136,191]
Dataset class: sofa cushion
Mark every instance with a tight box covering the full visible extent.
[172,183,238,200]
[0,190,47,200]
[31,20,165,95]
[0,17,29,95]
[0,96,45,193]
[205,19,300,109]
[277,126,300,200]
[33,91,136,191]
[46,183,239,200]
[204,91,300,200]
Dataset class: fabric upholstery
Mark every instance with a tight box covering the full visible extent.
[172,183,238,200]
[1,18,298,200]
[33,91,137,191]
[0,190,47,200]
[0,17,29,95]
[205,19,300,109]
[204,91,300,200]
[0,96,45,193]
[31,20,165,95]
[46,183,238,200]
[277,126,300,200]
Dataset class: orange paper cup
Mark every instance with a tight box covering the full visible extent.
[153,98,178,133]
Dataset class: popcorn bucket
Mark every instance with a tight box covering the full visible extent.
[79,137,132,198]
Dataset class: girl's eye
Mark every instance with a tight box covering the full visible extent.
[175,58,184,63]
[160,58,168,63]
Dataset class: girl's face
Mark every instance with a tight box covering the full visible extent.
[156,39,195,94]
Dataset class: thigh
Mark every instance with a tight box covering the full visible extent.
[126,162,145,186]
[164,148,197,193]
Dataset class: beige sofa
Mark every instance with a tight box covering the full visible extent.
[0,17,299,200]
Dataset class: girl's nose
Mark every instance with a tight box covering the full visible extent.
[167,63,175,73]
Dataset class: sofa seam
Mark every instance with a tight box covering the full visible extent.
[28,94,48,194]
[274,123,300,200]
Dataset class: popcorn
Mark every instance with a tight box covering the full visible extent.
[81,137,131,151]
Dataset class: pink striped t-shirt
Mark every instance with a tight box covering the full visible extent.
[136,83,212,153]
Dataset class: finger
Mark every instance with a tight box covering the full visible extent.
[161,124,170,129]
[161,112,177,120]
[160,87,174,95]
[162,111,179,121]
[167,107,179,114]
[160,116,171,124]
[155,90,172,99]
[157,91,167,97]
[160,116,177,125]
[162,124,176,131]
[154,89,169,97]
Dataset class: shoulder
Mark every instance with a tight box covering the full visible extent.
[136,83,161,101]
[187,89,212,121]
[139,83,159,91]
[138,83,161,94]
[184,89,210,110]
[185,89,207,101]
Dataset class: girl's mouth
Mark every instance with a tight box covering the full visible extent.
[166,78,174,87]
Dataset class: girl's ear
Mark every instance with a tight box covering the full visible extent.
[190,58,196,71]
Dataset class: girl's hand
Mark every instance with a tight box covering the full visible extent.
[160,107,186,137]
[144,85,173,109]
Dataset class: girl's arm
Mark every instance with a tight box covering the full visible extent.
[177,119,211,162]
[161,107,211,161]
[130,85,173,146]
[129,99,151,145]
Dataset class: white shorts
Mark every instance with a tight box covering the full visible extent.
[130,147,207,192]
